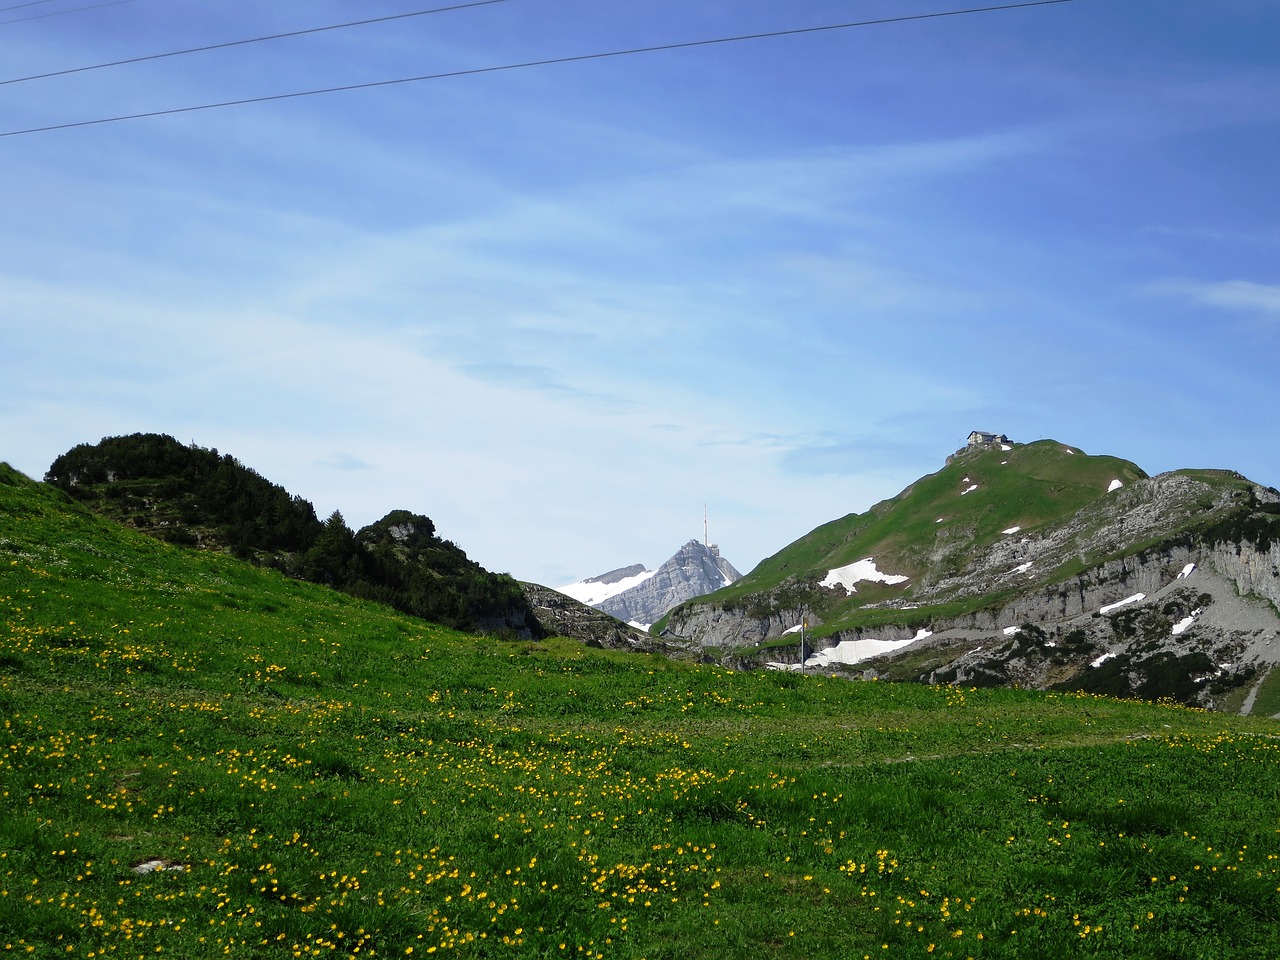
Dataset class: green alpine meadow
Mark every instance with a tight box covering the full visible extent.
[3,460,1280,959]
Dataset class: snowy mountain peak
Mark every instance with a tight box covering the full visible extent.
[557,539,742,629]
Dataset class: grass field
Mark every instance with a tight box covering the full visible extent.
[3,466,1280,958]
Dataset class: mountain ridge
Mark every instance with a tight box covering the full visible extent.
[42,433,542,637]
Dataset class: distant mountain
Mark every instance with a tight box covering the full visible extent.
[560,540,742,628]
[661,436,1280,711]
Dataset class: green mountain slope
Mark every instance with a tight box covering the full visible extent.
[4,461,1280,958]
[675,440,1149,628]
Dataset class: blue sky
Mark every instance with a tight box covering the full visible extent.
[3,0,1278,587]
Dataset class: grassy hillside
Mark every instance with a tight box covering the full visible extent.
[3,463,1280,959]
[661,441,1158,637]
[716,440,1145,600]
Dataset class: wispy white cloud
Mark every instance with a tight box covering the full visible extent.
[1150,279,1280,318]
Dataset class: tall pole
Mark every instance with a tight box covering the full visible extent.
[799,619,807,675]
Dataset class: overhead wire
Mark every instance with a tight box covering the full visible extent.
[0,0,1080,138]
[2,0,511,86]
[0,0,64,12]
[0,0,137,26]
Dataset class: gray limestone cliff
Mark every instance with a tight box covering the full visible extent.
[597,540,742,626]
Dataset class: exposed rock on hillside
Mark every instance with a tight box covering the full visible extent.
[521,583,660,652]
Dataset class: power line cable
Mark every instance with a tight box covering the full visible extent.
[1,0,137,26]
[3,0,511,86]
[0,0,64,12]
[0,0,1080,138]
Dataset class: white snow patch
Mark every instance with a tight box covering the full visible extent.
[782,623,804,635]
[1002,625,1021,636]
[1002,526,1021,535]
[557,568,655,606]
[628,620,652,632]
[1064,448,1076,455]
[1000,444,1012,451]
[1099,593,1145,615]
[1091,652,1116,668]
[1171,610,1202,637]
[935,518,944,524]
[819,558,908,595]
[1013,562,1033,574]
[1177,563,1196,579]
[961,484,979,496]
[779,636,919,670]
[913,628,933,642]
[1107,478,1124,493]
[1001,460,1009,465]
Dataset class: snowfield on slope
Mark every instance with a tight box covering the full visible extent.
[769,631,930,671]
[819,558,909,594]
[556,568,655,606]
[1099,593,1145,615]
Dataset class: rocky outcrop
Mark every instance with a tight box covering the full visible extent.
[912,472,1242,602]
[521,583,660,652]
[659,601,810,649]
[1207,540,1280,613]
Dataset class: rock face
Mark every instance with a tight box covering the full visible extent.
[567,540,743,627]
[520,583,659,652]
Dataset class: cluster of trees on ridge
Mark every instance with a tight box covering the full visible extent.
[45,433,540,637]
